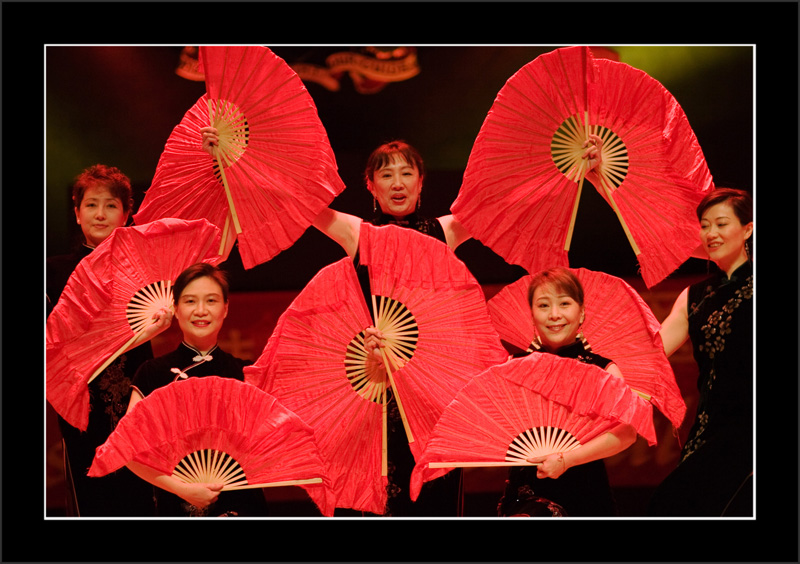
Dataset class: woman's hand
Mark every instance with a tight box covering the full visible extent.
[200,126,219,156]
[527,452,569,480]
[175,482,224,508]
[124,306,174,353]
[140,305,174,340]
[582,133,603,172]
[363,327,385,368]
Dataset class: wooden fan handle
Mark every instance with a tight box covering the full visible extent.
[598,174,640,256]
[87,331,140,384]
[372,294,415,445]
[207,99,242,235]
[428,461,539,468]
[222,477,324,491]
[381,389,388,477]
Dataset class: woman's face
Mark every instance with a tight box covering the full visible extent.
[699,201,753,271]
[74,184,129,247]
[367,155,423,219]
[175,275,229,352]
[531,282,585,351]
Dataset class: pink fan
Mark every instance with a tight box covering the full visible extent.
[46,218,223,431]
[89,376,334,516]
[134,45,345,269]
[451,45,713,288]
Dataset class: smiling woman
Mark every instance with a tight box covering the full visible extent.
[497,266,638,517]
[173,268,230,355]
[46,164,169,517]
[648,188,754,517]
[123,262,269,517]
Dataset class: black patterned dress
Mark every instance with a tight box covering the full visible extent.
[497,340,619,517]
[342,212,463,516]
[47,245,156,516]
[648,261,753,516]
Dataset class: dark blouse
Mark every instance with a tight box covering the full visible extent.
[683,261,754,460]
[46,244,93,318]
[132,342,250,397]
[499,338,619,517]
[370,211,447,242]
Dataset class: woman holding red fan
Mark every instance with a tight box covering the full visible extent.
[496,267,638,517]
[648,188,754,517]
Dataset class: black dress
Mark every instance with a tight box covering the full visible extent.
[497,339,619,517]
[47,245,156,517]
[648,262,753,516]
[344,212,463,517]
[132,342,270,517]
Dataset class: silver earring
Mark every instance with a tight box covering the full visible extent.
[373,197,377,213]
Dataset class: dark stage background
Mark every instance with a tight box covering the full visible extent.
[44,45,754,517]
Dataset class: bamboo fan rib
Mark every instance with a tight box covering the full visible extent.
[126,281,173,333]
[505,426,581,464]
[210,99,250,170]
[373,294,419,371]
[171,448,322,491]
[345,327,389,403]
[87,279,175,384]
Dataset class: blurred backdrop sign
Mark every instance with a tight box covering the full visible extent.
[323,46,420,94]
[176,46,421,94]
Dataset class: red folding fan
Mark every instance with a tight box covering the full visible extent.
[244,223,508,515]
[133,45,345,269]
[410,352,656,500]
[88,376,334,516]
[487,267,686,430]
[450,45,714,288]
[46,218,222,431]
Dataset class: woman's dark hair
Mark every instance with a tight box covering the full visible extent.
[363,140,425,187]
[173,263,230,305]
[696,187,753,226]
[72,164,134,214]
[527,267,585,308]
